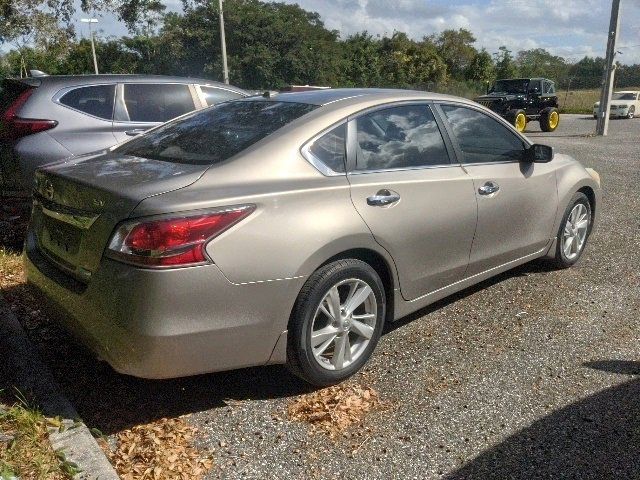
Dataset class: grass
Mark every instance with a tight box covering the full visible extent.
[0,247,23,291]
[0,394,75,480]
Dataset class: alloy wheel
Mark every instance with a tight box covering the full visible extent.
[562,203,589,260]
[310,278,378,371]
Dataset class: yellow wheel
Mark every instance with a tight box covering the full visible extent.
[515,112,527,132]
[540,107,560,132]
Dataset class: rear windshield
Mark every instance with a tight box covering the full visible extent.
[0,80,32,114]
[115,100,318,164]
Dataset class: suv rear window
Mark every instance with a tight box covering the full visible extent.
[115,100,317,165]
[59,84,116,120]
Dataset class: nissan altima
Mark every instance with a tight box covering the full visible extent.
[24,89,601,386]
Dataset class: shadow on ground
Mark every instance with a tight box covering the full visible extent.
[2,258,557,435]
[445,360,640,480]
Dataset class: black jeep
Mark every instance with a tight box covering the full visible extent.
[475,78,560,133]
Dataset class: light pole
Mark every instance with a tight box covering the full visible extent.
[81,18,99,75]
[596,0,621,136]
[218,0,229,84]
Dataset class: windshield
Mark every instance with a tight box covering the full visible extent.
[115,100,318,164]
[612,92,637,100]
[490,79,529,95]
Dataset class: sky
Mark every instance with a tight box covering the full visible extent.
[69,0,640,64]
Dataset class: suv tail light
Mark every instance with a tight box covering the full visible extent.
[106,206,255,268]
[0,88,58,142]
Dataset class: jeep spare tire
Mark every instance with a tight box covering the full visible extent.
[507,109,527,133]
[540,107,560,132]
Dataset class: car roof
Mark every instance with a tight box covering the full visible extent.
[5,74,247,94]
[247,88,467,107]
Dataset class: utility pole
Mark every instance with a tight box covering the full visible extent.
[218,0,229,84]
[596,0,621,136]
[81,18,99,75]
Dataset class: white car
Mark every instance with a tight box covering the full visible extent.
[593,91,639,119]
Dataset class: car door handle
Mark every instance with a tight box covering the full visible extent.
[367,190,401,206]
[124,129,147,136]
[478,182,500,195]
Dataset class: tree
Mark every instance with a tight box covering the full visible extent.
[432,28,477,81]
[516,48,569,80]
[494,46,517,79]
[465,48,495,83]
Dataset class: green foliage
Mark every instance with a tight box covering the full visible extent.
[494,46,518,79]
[1,0,638,97]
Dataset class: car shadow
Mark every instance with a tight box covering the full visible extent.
[444,360,640,480]
[384,259,554,335]
[3,259,554,435]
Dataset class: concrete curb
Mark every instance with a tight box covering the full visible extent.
[0,291,119,480]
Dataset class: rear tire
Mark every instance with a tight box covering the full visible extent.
[287,259,386,386]
[540,107,560,132]
[550,192,592,269]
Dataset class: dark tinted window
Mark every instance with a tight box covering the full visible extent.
[124,83,195,123]
[115,100,317,164]
[59,85,115,120]
[528,80,542,94]
[355,105,449,171]
[200,86,243,106]
[307,124,346,173]
[543,81,555,94]
[441,105,525,163]
[0,81,32,115]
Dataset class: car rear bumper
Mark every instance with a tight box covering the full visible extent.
[24,232,300,378]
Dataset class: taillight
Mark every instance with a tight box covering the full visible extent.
[0,88,58,142]
[106,206,255,268]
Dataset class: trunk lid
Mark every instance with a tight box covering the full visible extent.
[31,151,208,281]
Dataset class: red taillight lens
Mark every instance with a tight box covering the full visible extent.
[0,88,57,141]
[107,206,255,268]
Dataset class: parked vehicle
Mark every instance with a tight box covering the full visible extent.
[593,91,639,119]
[475,78,560,133]
[0,75,248,189]
[24,89,601,385]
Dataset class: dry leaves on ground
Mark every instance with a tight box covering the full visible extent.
[287,384,383,438]
[101,417,213,480]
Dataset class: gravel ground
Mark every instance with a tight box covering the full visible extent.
[3,114,639,479]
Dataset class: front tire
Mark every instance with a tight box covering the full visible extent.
[507,109,527,133]
[550,192,592,269]
[627,106,635,119]
[287,259,385,386]
[540,107,560,132]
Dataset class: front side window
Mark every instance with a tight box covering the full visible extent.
[200,86,244,106]
[543,81,555,94]
[440,105,525,163]
[355,105,449,171]
[123,83,195,123]
[59,84,115,120]
[306,124,346,173]
[115,100,317,165]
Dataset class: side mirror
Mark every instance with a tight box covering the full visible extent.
[525,144,554,163]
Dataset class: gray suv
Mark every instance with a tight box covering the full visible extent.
[0,75,247,189]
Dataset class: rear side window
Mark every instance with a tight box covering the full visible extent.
[115,100,317,165]
[123,83,195,123]
[200,86,243,106]
[59,85,115,120]
[355,105,449,171]
[441,104,525,163]
[305,124,346,173]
